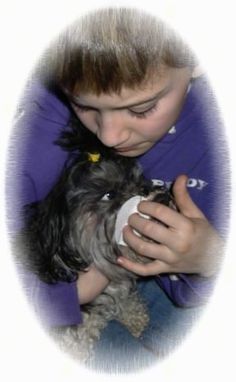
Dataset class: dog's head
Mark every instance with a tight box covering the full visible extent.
[23,151,174,283]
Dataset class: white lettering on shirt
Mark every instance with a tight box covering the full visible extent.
[152,178,208,191]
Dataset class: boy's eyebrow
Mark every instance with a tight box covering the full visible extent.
[69,86,170,110]
[118,86,171,109]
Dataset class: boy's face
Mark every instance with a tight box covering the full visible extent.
[68,67,193,157]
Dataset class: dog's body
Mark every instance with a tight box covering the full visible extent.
[20,149,174,362]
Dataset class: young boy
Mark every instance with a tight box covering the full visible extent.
[9,7,229,368]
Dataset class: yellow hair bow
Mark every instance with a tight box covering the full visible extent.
[87,152,101,163]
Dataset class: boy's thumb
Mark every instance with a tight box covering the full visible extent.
[172,175,205,219]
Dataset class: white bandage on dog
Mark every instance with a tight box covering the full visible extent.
[114,195,149,246]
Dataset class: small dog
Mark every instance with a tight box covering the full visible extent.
[20,129,175,362]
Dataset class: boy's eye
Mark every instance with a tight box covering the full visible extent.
[128,103,158,119]
[101,191,117,201]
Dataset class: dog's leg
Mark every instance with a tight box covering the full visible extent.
[116,292,149,338]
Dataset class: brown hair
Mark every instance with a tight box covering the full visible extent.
[42,8,196,95]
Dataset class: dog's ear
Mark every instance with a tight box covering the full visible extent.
[55,116,116,159]
[23,172,88,284]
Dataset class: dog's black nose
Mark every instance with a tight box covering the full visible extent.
[140,185,152,197]
[151,187,173,207]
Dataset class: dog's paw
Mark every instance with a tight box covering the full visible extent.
[117,294,149,338]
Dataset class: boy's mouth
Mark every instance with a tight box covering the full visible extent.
[115,145,138,153]
[115,141,154,156]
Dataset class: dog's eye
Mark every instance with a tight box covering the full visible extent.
[101,191,117,201]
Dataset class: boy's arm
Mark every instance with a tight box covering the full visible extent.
[18,266,109,327]
[18,267,83,327]
[156,273,216,307]
[77,265,109,305]
[118,175,224,306]
[8,81,83,328]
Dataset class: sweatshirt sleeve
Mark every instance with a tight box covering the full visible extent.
[18,267,82,327]
[7,80,82,328]
[156,273,216,307]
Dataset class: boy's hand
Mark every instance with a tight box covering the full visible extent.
[117,175,224,278]
[77,264,109,304]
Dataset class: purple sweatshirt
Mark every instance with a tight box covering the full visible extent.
[7,75,230,327]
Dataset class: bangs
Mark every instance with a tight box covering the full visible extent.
[58,42,154,95]
[43,8,196,95]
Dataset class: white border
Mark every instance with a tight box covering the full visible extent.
[1,1,236,381]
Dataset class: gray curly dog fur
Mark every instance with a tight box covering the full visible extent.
[21,151,174,363]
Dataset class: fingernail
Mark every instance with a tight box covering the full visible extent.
[117,257,124,264]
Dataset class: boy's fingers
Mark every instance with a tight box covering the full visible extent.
[137,201,186,230]
[117,256,168,276]
[123,224,176,259]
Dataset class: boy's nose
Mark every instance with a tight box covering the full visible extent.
[96,112,130,148]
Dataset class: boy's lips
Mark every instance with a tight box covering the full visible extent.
[115,145,139,153]
[115,142,152,155]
